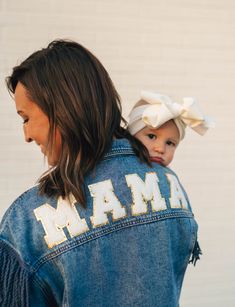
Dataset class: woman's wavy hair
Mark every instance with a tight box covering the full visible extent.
[6,39,149,207]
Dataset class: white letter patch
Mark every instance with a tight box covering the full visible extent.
[34,195,89,248]
[125,172,167,215]
[166,174,189,209]
[89,179,127,228]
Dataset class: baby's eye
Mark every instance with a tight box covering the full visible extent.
[166,140,175,146]
[147,134,156,140]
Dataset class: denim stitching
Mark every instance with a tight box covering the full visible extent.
[32,210,193,272]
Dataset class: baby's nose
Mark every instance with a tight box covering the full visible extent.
[154,142,165,154]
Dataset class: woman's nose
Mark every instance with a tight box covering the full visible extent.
[23,126,33,143]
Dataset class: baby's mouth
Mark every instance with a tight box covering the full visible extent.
[150,156,164,165]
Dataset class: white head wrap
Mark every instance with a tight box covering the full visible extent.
[128,91,215,140]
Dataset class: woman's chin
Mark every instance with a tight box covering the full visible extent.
[46,156,57,167]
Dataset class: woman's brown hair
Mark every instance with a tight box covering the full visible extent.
[6,39,149,207]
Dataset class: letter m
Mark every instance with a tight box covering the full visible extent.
[34,196,89,248]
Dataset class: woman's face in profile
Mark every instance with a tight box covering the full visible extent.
[14,82,62,166]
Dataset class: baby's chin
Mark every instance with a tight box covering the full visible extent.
[150,157,166,166]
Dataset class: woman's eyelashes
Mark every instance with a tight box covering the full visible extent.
[22,118,29,124]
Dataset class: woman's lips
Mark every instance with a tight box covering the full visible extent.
[150,156,164,165]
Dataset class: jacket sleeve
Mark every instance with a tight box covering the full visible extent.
[0,239,60,307]
[0,239,57,307]
[0,239,30,307]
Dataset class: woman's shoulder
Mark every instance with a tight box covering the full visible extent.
[0,185,60,269]
[1,185,40,226]
[0,185,53,306]
[0,185,52,245]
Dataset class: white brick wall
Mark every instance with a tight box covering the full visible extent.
[1,1,235,306]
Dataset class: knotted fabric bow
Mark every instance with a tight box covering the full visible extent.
[128,91,215,140]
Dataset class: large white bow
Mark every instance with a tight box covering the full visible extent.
[128,91,215,139]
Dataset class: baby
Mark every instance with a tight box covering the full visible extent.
[128,91,214,166]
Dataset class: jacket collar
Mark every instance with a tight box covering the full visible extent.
[104,139,135,159]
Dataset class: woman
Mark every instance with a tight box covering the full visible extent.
[0,40,199,306]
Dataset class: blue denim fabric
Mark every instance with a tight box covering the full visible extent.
[0,139,198,307]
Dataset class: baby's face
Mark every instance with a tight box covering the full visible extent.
[134,120,180,166]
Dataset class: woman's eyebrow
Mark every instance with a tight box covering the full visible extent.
[17,110,24,115]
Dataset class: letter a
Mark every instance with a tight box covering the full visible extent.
[166,174,189,209]
[89,179,127,228]
[126,172,167,215]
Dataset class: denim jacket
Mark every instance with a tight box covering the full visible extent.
[0,139,199,307]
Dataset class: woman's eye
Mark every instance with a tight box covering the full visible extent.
[22,118,29,124]
[147,134,156,140]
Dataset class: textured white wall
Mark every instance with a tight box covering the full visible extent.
[0,1,234,306]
